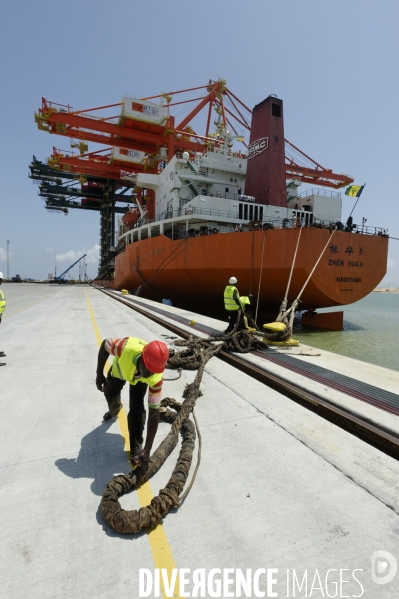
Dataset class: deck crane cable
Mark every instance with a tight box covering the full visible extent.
[100,324,269,534]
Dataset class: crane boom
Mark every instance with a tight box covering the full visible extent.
[55,254,87,281]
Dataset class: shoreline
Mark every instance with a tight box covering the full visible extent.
[373,288,399,293]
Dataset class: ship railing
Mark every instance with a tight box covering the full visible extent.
[160,221,389,240]
[179,191,251,206]
[177,166,209,178]
[296,188,342,199]
[121,209,388,242]
[175,150,247,162]
[351,224,388,236]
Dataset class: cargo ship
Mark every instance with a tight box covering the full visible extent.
[105,91,388,329]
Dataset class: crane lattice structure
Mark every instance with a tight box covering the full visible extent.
[29,157,135,275]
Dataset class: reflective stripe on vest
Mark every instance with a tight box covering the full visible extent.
[0,290,5,314]
[224,286,240,311]
[111,337,162,387]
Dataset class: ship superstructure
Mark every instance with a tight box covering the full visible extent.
[117,138,344,246]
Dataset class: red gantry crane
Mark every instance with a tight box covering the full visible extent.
[35,79,353,190]
[33,79,354,279]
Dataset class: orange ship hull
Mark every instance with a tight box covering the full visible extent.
[111,228,388,316]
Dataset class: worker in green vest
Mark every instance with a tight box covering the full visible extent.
[224,276,241,333]
[239,293,258,331]
[0,272,5,359]
[96,337,169,475]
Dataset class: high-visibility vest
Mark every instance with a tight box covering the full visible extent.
[111,337,162,387]
[240,296,251,308]
[224,286,240,311]
[0,290,5,315]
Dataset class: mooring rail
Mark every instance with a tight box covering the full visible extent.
[94,286,399,460]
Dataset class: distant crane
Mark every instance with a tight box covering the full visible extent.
[52,254,87,283]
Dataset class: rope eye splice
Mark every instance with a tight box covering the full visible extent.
[99,324,270,535]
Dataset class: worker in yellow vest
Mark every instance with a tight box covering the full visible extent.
[239,293,258,331]
[0,272,5,359]
[96,337,169,475]
[224,276,241,333]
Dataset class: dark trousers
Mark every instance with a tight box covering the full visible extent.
[225,309,239,333]
[104,373,147,455]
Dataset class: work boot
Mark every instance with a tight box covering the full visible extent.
[0,351,5,357]
[102,411,114,422]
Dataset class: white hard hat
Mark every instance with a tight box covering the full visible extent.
[0,272,3,278]
[229,276,237,285]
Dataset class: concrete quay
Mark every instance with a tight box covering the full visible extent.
[1,283,399,599]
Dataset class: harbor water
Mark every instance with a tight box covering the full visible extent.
[294,292,399,372]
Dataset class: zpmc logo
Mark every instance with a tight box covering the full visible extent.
[247,137,269,159]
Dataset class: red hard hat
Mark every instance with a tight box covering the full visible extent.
[142,340,169,373]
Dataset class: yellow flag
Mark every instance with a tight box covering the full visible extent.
[345,185,364,198]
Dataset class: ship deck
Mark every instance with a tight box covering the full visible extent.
[1,283,399,598]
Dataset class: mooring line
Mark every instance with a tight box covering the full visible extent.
[84,288,182,599]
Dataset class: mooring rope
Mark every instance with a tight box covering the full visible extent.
[278,229,336,329]
[276,227,302,323]
[99,328,268,534]
[254,229,267,325]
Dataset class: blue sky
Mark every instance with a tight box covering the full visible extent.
[0,0,398,284]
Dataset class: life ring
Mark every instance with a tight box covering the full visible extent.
[262,222,272,230]
[210,194,214,197]
[248,220,262,231]
[212,228,218,234]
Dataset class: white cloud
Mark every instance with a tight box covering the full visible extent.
[388,258,396,269]
[86,244,100,264]
[0,248,12,263]
[56,244,99,265]
[45,247,53,253]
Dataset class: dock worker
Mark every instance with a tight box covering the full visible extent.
[224,276,241,333]
[0,272,5,358]
[96,337,169,475]
[240,293,258,331]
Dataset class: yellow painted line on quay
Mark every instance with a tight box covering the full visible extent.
[85,289,181,599]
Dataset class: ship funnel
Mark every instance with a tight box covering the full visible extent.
[244,96,286,207]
